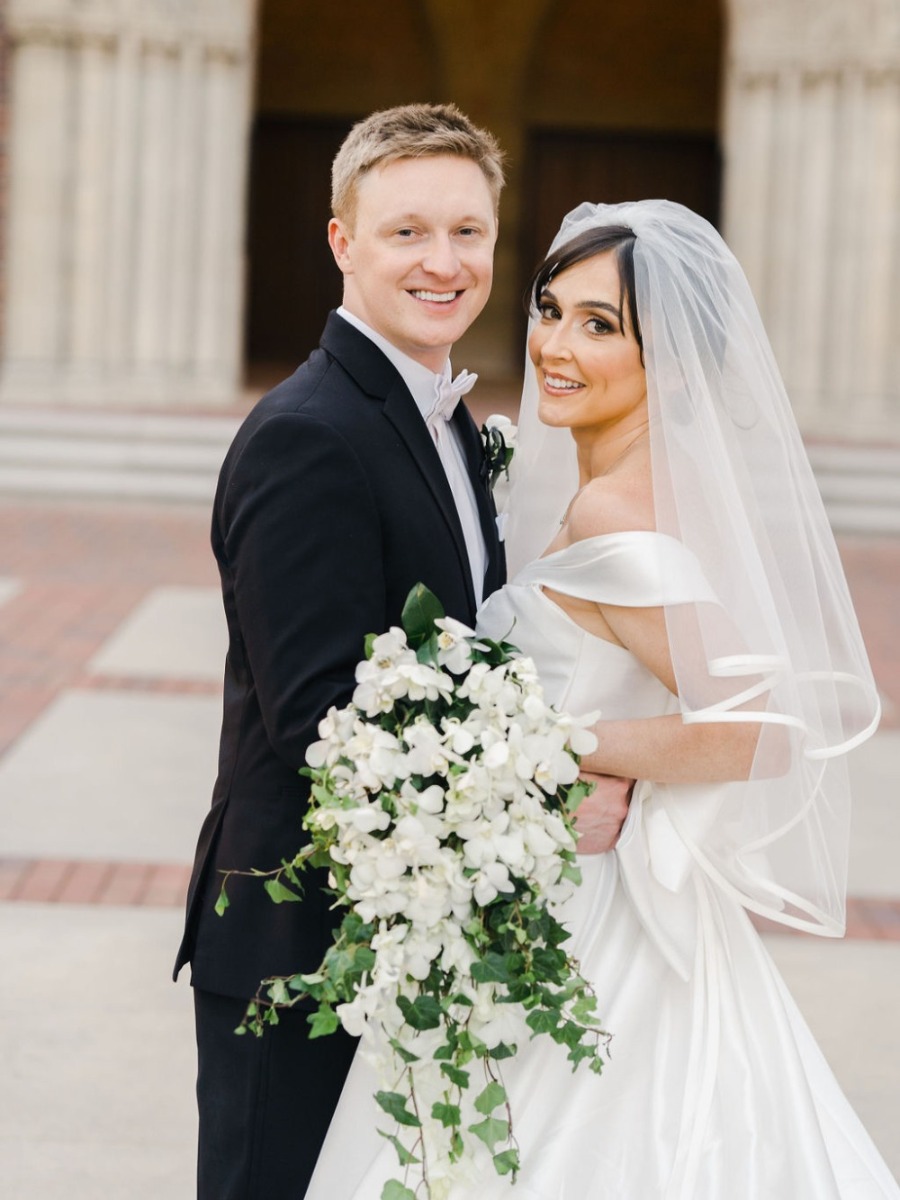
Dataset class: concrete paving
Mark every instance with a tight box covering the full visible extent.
[1,497,899,1197]
[0,904,196,1200]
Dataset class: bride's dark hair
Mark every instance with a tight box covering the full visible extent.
[526,225,641,356]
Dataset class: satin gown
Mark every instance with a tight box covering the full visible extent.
[307,533,900,1199]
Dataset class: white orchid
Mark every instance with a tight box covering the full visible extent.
[257,589,608,1200]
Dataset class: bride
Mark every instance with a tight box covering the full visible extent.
[307,200,898,1198]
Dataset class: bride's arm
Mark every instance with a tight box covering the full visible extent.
[578,601,762,784]
[580,711,759,784]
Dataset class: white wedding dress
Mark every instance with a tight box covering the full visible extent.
[307,532,899,1199]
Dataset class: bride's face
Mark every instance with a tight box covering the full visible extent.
[529,250,647,436]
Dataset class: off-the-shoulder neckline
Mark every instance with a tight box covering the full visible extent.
[535,529,679,564]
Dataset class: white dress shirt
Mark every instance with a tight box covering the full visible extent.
[336,307,487,605]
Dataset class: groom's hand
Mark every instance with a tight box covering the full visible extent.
[573,774,633,854]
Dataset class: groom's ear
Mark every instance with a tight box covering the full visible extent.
[328,218,353,275]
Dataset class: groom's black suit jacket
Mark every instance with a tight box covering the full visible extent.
[174,313,505,1000]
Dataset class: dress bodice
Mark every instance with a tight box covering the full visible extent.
[476,531,714,722]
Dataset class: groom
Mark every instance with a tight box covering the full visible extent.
[175,101,631,1199]
[174,103,509,1199]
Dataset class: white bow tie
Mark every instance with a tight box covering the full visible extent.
[428,369,478,427]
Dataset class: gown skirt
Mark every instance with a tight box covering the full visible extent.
[306,534,900,1199]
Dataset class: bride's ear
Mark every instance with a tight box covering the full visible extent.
[328,218,353,275]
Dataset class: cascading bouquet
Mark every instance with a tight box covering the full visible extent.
[216,584,609,1200]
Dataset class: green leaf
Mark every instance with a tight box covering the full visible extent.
[364,631,377,659]
[487,1040,516,1060]
[263,878,303,905]
[388,1037,420,1065]
[375,1091,422,1128]
[431,1101,462,1127]
[290,971,322,990]
[381,1181,417,1200]
[470,951,514,985]
[440,1062,470,1089]
[493,1147,521,1176]
[565,779,593,812]
[377,1129,420,1166]
[474,1081,507,1115]
[267,978,290,1005]
[400,583,445,647]
[214,881,230,917]
[397,992,442,1031]
[467,1115,509,1152]
[353,945,377,973]
[307,1006,339,1039]
[526,1008,561,1035]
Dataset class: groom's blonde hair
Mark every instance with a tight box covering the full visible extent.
[331,103,505,229]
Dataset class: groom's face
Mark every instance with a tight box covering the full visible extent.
[328,155,498,372]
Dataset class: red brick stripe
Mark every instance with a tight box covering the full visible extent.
[0,857,190,908]
[0,856,898,941]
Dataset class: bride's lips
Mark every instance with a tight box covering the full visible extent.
[541,370,585,395]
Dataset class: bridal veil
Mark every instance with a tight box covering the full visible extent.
[503,199,880,936]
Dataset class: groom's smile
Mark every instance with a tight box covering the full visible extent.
[329,154,498,373]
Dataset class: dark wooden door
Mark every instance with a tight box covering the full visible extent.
[244,116,355,372]
[521,128,721,286]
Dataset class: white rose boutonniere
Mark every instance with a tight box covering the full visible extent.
[481,414,516,492]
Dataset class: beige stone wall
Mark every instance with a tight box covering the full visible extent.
[0,0,256,406]
[723,0,900,440]
[0,0,895,445]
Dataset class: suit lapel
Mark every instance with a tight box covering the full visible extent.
[320,313,478,611]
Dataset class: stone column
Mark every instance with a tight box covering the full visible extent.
[722,0,900,441]
[0,0,256,407]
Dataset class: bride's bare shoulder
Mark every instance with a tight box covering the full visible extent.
[567,470,656,541]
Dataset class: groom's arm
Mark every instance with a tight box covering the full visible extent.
[221,410,385,769]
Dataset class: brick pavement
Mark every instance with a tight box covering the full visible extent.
[1,496,898,938]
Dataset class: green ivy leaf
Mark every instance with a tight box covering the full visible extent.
[487,1040,516,1060]
[388,1037,420,1065]
[493,1147,521,1176]
[468,1115,509,1152]
[526,1008,561,1035]
[290,971,322,990]
[431,1101,462,1127]
[267,978,289,1005]
[214,880,230,917]
[381,1180,417,1200]
[307,1006,339,1039]
[375,1091,422,1128]
[263,878,302,905]
[397,992,442,1031]
[377,1129,420,1166]
[470,951,514,985]
[474,1081,507,1115]
[440,1063,470,1089]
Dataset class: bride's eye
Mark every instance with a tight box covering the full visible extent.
[586,316,614,335]
[537,300,560,320]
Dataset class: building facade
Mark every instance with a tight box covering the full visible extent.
[0,0,898,446]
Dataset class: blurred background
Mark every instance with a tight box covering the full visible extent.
[0,2,898,1197]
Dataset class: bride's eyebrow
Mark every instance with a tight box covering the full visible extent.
[540,288,619,318]
[574,300,619,318]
